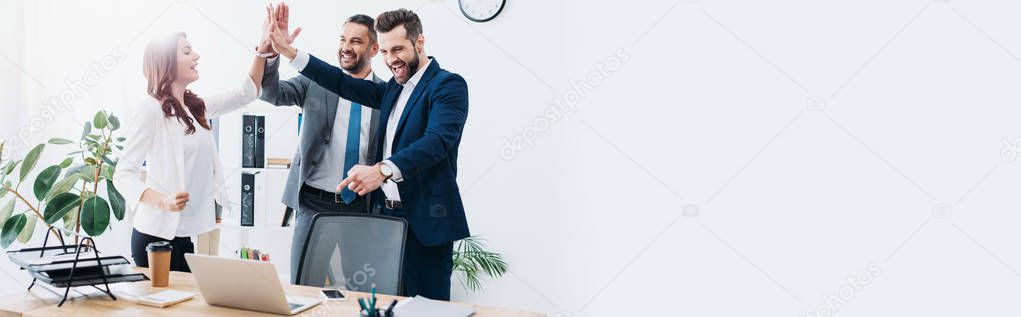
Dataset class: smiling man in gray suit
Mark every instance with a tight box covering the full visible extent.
[255,12,383,285]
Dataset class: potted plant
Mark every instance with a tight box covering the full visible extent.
[0,110,126,247]
[453,236,508,292]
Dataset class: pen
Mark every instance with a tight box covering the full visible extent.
[385,299,397,317]
[370,284,377,313]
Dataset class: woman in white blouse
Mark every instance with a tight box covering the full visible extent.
[113,31,267,272]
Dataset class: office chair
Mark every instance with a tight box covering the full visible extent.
[294,212,407,296]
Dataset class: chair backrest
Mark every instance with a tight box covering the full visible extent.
[295,212,407,295]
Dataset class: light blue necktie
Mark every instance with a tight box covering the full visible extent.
[340,102,361,204]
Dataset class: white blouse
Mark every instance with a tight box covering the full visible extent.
[176,106,217,236]
[114,76,258,240]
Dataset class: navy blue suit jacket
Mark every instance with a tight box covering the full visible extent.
[299,54,470,247]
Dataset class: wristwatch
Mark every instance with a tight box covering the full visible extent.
[379,163,394,180]
[254,46,277,58]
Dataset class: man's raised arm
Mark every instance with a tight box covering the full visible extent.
[266,3,386,108]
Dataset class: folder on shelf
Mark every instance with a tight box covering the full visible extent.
[242,115,265,168]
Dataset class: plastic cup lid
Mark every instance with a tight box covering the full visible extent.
[146,241,173,252]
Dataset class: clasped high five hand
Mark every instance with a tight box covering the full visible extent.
[265,2,302,59]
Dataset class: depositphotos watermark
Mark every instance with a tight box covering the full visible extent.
[797,261,881,317]
[8,47,125,152]
[499,48,630,161]
[1000,137,1021,163]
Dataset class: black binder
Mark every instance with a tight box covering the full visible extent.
[241,172,256,227]
[242,115,265,168]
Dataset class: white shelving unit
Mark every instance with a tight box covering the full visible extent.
[215,104,303,278]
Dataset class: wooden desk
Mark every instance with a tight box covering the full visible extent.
[0,268,543,317]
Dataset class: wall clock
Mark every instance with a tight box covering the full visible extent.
[458,0,506,23]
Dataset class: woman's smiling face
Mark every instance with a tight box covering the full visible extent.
[175,37,200,85]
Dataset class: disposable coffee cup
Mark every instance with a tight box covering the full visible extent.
[146,241,173,287]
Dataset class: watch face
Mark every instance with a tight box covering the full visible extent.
[458,0,506,23]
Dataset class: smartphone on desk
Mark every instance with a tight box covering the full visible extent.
[321,289,346,301]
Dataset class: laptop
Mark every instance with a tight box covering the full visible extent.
[185,254,319,315]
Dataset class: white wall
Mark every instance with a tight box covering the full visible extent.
[5,0,1021,316]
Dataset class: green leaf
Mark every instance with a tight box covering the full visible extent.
[0,181,10,198]
[67,164,97,182]
[19,144,44,182]
[2,160,16,176]
[45,174,80,202]
[64,164,84,177]
[44,192,80,224]
[17,215,36,243]
[101,165,115,181]
[93,112,108,129]
[81,122,91,140]
[452,237,507,292]
[77,165,97,182]
[84,157,97,165]
[116,137,126,142]
[80,196,109,236]
[33,165,61,201]
[48,138,74,145]
[1,214,26,248]
[102,156,116,167]
[108,114,120,130]
[106,180,125,221]
[58,157,73,168]
[62,208,77,233]
[0,199,14,225]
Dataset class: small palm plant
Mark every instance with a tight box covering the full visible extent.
[0,110,126,248]
[452,236,508,292]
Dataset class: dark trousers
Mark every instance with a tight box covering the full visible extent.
[381,207,454,300]
[131,228,194,273]
[291,183,368,285]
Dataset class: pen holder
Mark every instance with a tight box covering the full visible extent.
[360,309,382,317]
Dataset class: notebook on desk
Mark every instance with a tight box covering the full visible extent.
[136,289,195,308]
[394,295,476,317]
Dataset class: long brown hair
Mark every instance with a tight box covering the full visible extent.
[143,32,209,135]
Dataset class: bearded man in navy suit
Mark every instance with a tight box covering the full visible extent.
[268,7,469,300]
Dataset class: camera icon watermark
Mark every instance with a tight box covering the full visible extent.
[932,203,951,218]
[682,204,699,218]
[430,204,448,218]
[806,96,826,112]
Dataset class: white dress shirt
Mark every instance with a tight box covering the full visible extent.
[290,51,432,202]
[270,55,375,192]
[308,78,374,190]
[378,58,433,201]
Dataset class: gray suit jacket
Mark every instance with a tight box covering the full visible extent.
[260,57,383,212]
